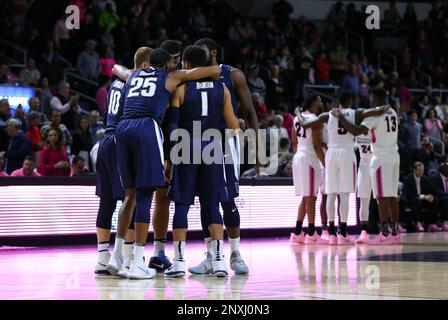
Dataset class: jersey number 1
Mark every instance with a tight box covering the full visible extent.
[201,91,208,116]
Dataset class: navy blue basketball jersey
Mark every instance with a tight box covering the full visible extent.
[104,78,126,135]
[122,67,170,122]
[179,80,224,133]
[219,64,237,128]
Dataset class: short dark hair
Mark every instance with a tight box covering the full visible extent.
[413,161,423,170]
[338,90,354,105]
[160,40,183,55]
[24,155,36,163]
[279,137,290,149]
[303,94,320,110]
[149,48,170,68]
[194,38,219,51]
[182,45,207,68]
[408,109,418,116]
[73,156,85,164]
[372,87,387,102]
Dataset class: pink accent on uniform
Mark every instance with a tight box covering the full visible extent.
[309,166,315,197]
[0,171,8,177]
[371,129,376,143]
[353,162,356,190]
[444,177,448,193]
[376,167,383,198]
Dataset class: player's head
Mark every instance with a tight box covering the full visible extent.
[134,46,153,69]
[194,38,219,65]
[303,94,322,114]
[370,87,387,107]
[160,40,183,71]
[149,48,171,70]
[338,90,354,108]
[181,45,208,70]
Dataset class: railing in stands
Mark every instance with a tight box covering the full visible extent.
[377,49,397,72]
[303,84,340,101]
[63,69,99,87]
[414,69,432,88]
[0,39,27,68]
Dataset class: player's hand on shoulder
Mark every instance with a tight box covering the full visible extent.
[330,107,341,118]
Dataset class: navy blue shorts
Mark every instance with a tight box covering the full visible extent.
[96,134,124,200]
[115,117,165,189]
[169,139,229,204]
[223,134,240,198]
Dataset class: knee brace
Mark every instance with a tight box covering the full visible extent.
[96,197,117,229]
[339,193,350,223]
[202,202,223,226]
[135,188,154,224]
[173,203,190,229]
[326,193,337,222]
[359,197,370,222]
[221,198,240,228]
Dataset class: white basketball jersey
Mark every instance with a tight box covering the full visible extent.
[361,107,398,155]
[294,112,318,154]
[356,134,372,164]
[327,108,356,149]
[322,122,329,145]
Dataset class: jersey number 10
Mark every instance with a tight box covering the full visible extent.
[108,90,121,115]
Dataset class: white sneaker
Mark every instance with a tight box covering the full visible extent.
[164,260,186,278]
[356,230,370,244]
[212,260,228,278]
[116,254,133,278]
[188,253,212,274]
[230,251,249,274]
[95,252,111,275]
[106,252,124,276]
[128,259,156,280]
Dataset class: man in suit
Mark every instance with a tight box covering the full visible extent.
[402,161,441,232]
[430,162,448,231]
[0,118,32,174]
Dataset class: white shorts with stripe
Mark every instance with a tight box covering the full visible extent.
[325,148,357,194]
[357,160,372,199]
[370,152,400,199]
[293,151,321,197]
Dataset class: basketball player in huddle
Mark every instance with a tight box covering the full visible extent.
[296,91,387,245]
[331,87,400,244]
[290,95,328,244]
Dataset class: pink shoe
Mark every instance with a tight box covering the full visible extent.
[337,234,354,245]
[398,225,407,233]
[416,222,424,232]
[321,230,330,241]
[290,232,306,244]
[356,230,370,244]
[305,233,329,244]
[391,234,401,244]
[443,221,448,232]
[369,233,395,245]
[328,235,338,245]
[428,224,442,232]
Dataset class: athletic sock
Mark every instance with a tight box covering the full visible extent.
[308,223,315,236]
[98,242,109,260]
[229,237,240,253]
[361,223,368,232]
[329,222,337,235]
[294,220,303,235]
[114,237,125,255]
[391,222,398,236]
[174,241,185,262]
[211,240,224,261]
[134,243,145,262]
[340,222,347,237]
[124,242,134,259]
[153,239,166,256]
[205,237,213,258]
[321,222,328,230]
[380,223,389,237]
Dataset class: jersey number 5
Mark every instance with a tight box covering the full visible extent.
[127,77,157,98]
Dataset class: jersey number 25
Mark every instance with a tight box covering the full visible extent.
[127,77,157,98]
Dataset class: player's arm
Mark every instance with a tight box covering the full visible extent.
[297,112,329,129]
[223,86,239,130]
[165,65,221,92]
[291,123,298,154]
[355,105,389,122]
[163,85,184,162]
[332,108,369,136]
[312,127,325,167]
[231,68,258,131]
[112,64,133,81]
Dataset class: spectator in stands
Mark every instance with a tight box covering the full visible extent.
[359,73,370,108]
[99,46,116,78]
[10,155,40,177]
[96,75,110,116]
[113,15,131,65]
[37,40,69,85]
[266,64,286,110]
[0,152,8,176]
[384,0,401,29]
[413,136,436,176]
[13,105,28,132]
[271,0,293,30]
[402,110,422,154]
[402,2,417,28]
[53,11,71,60]
[314,52,330,84]
[77,40,100,80]
[70,155,89,176]
[424,109,444,141]
[327,1,345,32]
[293,45,313,101]
[277,47,294,73]
[72,116,93,171]
[0,99,12,152]
[422,96,444,121]
[98,3,119,30]
[399,46,413,77]
[228,17,246,44]
[19,59,41,86]
[25,112,44,155]
[402,162,440,232]
[275,160,293,177]
[328,44,346,83]
[38,128,70,177]
[247,65,266,101]
[430,162,448,231]
[27,97,48,125]
[341,64,360,96]
[278,137,293,164]
[2,118,31,174]
[90,128,105,173]
[89,111,103,145]
[188,7,210,33]
[0,63,18,85]
[416,30,432,71]
[251,92,268,117]
[271,114,289,141]
[41,110,73,151]
[50,81,81,131]
[99,26,114,48]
